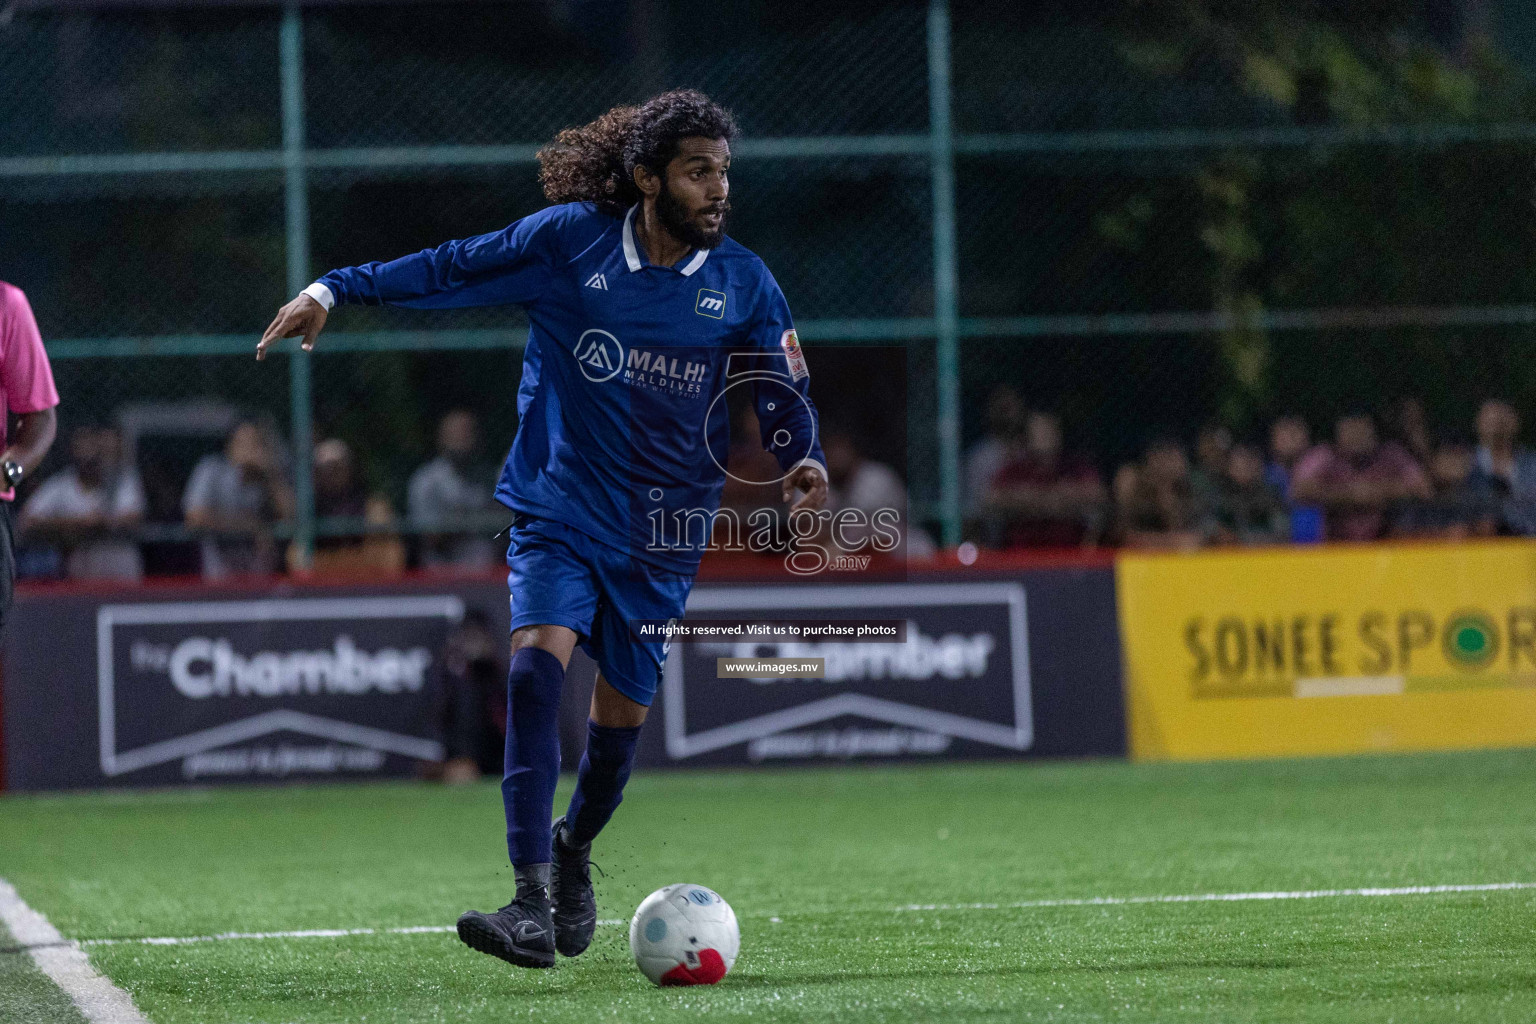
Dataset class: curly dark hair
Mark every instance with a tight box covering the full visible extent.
[538,89,738,217]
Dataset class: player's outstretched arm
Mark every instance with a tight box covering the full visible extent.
[256,293,328,361]
[255,210,565,364]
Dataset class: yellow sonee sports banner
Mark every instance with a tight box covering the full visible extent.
[1118,540,1536,761]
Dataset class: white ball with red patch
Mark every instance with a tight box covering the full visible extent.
[629,883,740,986]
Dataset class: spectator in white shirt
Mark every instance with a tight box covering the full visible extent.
[824,429,935,558]
[964,385,1024,518]
[20,424,145,580]
[408,410,499,569]
[183,420,295,579]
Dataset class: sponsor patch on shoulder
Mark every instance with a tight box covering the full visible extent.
[781,329,809,381]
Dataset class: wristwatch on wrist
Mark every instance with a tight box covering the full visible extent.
[3,461,24,489]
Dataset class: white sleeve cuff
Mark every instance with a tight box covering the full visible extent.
[790,458,828,483]
[301,282,335,311]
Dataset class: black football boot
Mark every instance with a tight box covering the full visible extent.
[549,816,599,957]
[456,875,556,969]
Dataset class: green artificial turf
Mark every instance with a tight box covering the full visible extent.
[3,750,1536,1022]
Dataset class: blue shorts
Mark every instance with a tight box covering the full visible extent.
[505,514,693,707]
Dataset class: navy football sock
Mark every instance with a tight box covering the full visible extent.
[502,647,565,868]
[564,720,642,847]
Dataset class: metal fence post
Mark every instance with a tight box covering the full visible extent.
[280,4,315,569]
[928,0,961,547]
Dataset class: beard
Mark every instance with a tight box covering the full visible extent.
[657,182,728,250]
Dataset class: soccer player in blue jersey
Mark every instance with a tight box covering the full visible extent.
[258,90,828,970]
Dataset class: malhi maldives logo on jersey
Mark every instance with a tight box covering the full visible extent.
[575,328,709,398]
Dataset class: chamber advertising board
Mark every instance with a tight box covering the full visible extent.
[659,581,1033,765]
[6,592,461,788]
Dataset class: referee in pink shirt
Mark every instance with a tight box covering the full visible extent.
[0,282,59,624]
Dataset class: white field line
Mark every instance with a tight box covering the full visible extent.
[896,881,1536,912]
[17,881,1536,954]
[79,919,627,948]
[0,878,150,1024]
[84,925,455,947]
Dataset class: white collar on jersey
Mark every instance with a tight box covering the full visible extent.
[622,205,710,277]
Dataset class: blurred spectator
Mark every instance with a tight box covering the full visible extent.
[433,609,505,784]
[19,424,145,580]
[1394,439,1497,540]
[1113,438,1202,550]
[306,438,405,574]
[183,420,295,579]
[825,429,934,558]
[408,410,500,569]
[964,385,1025,516]
[1389,396,1434,466]
[984,410,1106,547]
[1265,415,1311,497]
[1189,422,1234,508]
[1198,442,1288,546]
[1291,412,1430,541]
[1470,399,1536,535]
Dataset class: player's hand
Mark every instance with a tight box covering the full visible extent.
[782,464,828,514]
[257,294,328,361]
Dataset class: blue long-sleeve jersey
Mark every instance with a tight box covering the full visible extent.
[316,202,825,575]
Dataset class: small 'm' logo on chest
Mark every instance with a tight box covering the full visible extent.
[695,289,726,318]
